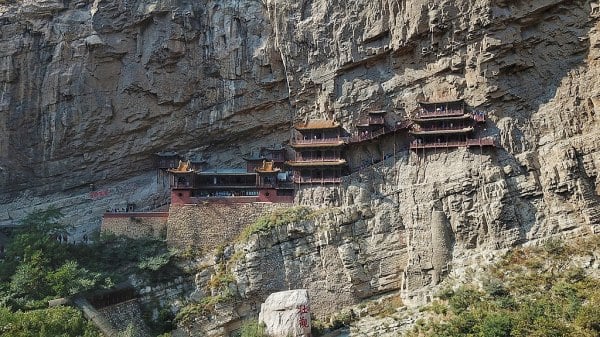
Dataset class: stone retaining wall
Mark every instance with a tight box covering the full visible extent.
[98,299,151,337]
[101,213,169,239]
[166,203,287,251]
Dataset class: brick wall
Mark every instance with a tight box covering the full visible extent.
[166,203,288,251]
[101,213,169,239]
[98,299,151,337]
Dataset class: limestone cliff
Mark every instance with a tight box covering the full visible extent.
[0,0,290,231]
[2,0,600,335]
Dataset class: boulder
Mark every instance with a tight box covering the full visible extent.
[259,289,311,337]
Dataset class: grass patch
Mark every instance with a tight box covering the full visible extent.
[237,207,313,242]
[407,235,600,337]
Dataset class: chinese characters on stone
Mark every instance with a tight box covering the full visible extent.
[297,304,310,329]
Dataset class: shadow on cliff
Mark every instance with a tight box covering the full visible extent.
[483,2,595,147]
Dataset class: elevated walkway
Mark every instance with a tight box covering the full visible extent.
[410,138,496,150]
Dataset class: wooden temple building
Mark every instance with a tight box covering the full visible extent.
[350,110,410,143]
[166,148,294,204]
[287,119,347,184]
[157,100,496,205]
[409,99,495,150]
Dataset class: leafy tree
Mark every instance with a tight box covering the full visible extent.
[0,306,101,337]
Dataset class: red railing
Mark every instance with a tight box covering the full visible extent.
[357,116,385,126]
[293,156,343,162]
[416,109,465,118]
[293,177,342,184]
[411,125,473,132]
[350,127,387,142]
[349,122,408,144]
[466,138,495,147]
[410,137,496,149]
[291,137,347,146]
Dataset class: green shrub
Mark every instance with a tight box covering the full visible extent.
[0,305,101,337]
[237,207,313,242]
[406,235,600,337]
[239,319,267,337]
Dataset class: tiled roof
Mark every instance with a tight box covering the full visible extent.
[294,119,340,130]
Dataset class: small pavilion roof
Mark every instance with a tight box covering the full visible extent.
[167,160,194,174]
[294,119,340,130]
[255,160,281,174]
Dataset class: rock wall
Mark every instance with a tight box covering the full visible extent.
[166,202,286,251]
[101,212,169,239]
[98,299,152,336]
[3,0,600,335]
[0,0,290,231]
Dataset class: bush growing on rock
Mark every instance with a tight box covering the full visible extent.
[407,236,600,337]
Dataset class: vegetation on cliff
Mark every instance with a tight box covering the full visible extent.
[407,236,600,337]
[0,209,180,336]
[237,206,313,242]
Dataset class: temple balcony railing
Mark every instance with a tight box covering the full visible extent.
[293,177,342,184]
[357,116,385,126]
[292,156,343,162]
[410,137,496,149]
[411,125,472,132]
[466,137,495,147]
[349,122,408,144]
[291,137,348,146]
[416,108,465,118]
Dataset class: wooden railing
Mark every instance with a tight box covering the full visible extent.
[293,156,343,162]
[416,109,465,118]
[349,122,408,144]
[410,137,495,149]
[357,116,385,125]
[293,177,342,184]
[466,137,495,147]
[291,137,347,146]
[411,125,473,132]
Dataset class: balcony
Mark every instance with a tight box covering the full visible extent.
[416,108,465,119]
[409,126,474,136]
[357,116,385,126]
[286,158,347,167]
[410,137,496,150]
[291,137,347,148]
[293,177,342,184]
[349,122,409,144]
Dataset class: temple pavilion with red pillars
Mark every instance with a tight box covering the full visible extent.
[409,99,495,150]
[166,148,294,204]
[287,119,347,184]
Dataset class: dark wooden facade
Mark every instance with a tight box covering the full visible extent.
[288,119,347,184]
[168,149,294,204]
[410,99,495,150]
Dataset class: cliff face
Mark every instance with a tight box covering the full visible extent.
[2,0,600,333]
[0,0,290,229]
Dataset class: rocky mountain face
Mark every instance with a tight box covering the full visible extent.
[0,0,290,229]
[2,0,600,334]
